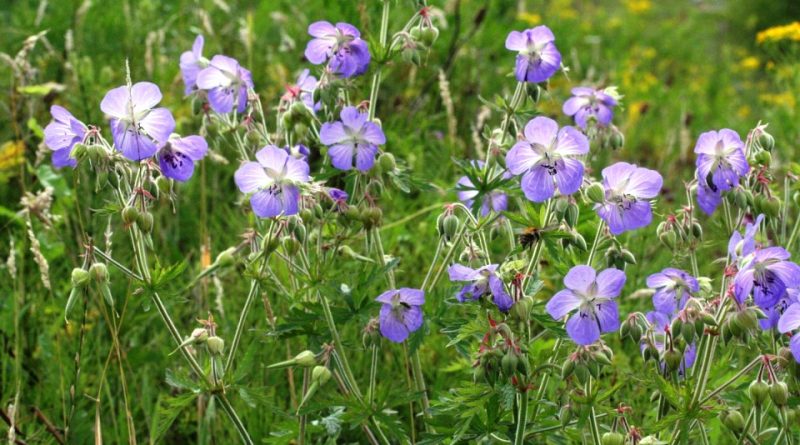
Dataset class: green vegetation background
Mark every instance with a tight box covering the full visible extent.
[1,0,799,443]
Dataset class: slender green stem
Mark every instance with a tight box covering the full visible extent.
[699,356,761,405]
[411,350,432,424]
[587,221,605,266]
[500,81,525,136]
[586,379,602,445]
[368,344,379,408]
[318,291,363,400]
[367,0,390,121]
[93,248,143,282]
[216,394,254,445]
[513,390,529,445]
[787,213,800,253]
[521,199,554,289]
[225,221,274,373]
[736,409,755,445]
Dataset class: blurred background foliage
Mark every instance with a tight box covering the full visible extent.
[1,0,800,443]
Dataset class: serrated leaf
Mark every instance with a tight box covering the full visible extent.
[150,392,197,444]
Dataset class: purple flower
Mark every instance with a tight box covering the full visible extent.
[319,106,385,172]
[457,176,508,216]
[447,264,514,312]
[696,180,722,216]
[694,129,749,215]
[504,26,561,83]
[646,268,699,315]
[233,145,310,218]
[562,87,617,129]
[762,288,797,330]
[282,69,319,113]
[328,187,348,203]
[643,311,697,375]
[305,21,370,78]
[778,300,800,361]
[546,265,626,345]
[100,82,176,161]
[594,162,663,235]
[734,247,800,309]
[505,116,589,203]
[196,55,254,114]
[43,105,87,169]
[180,35,206,95]
[728,214,763,261]
[285,144,310,161]
[456,161,511,216]
[157,135,208,182]
[376,288,424,343]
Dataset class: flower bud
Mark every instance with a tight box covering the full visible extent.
[586,183,605,204]
[749,380,769,406]
[442,214,460,241]
[136,211,154,233]
[659,231,677,250]
[758,131,775,151]
[501,352,519,376]
[664,349,682,372]
[312,365,332,385]
[214,247,237,268]
[121,206,139,225]
[299,208,314,222]
[294,350,318,367]
[561,358,576,378]
[620,249,636,265]
[71,143,88,161]
[419,26,439,47]
[754,150,771,166]
[559,404,573,428]
[378,153,396,172]
[206,336,225,355]
[769,381,789,406]
[525,83,541,103]
[722,410,745,433]
[89,262,108,283]
[609,129,625,150]
[681,321,695,343]
[71,267,90,288]
[565,202,579,228]
[156,176,171,195]
[601,432,625,445]
[281,236,300,256]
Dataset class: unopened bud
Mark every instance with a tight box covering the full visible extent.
[122,206,139,225]
[722,410,745,432]
[769,381,789,406]
[71,268,90,288]
[294,350,317,367]
[214,247,237,268]
[136,212,154,233]
[442,214,460,240]
[586,183,605,204]
[749,380,769,406]
[312,365,332,385]
[602,432,625,445]
[206,336,224,355]
[89,262,108,283]
[758,131,775,151]
[378,153,396,172]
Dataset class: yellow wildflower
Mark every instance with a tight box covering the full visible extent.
[756,22,800,44]
[739,56,759,70]
[517,12,541,26]
[0,140,25,171]
[624,0,652,14]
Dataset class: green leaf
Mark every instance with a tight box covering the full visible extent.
[149,392,197,445]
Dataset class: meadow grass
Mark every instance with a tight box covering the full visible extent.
[2,0,800,443]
